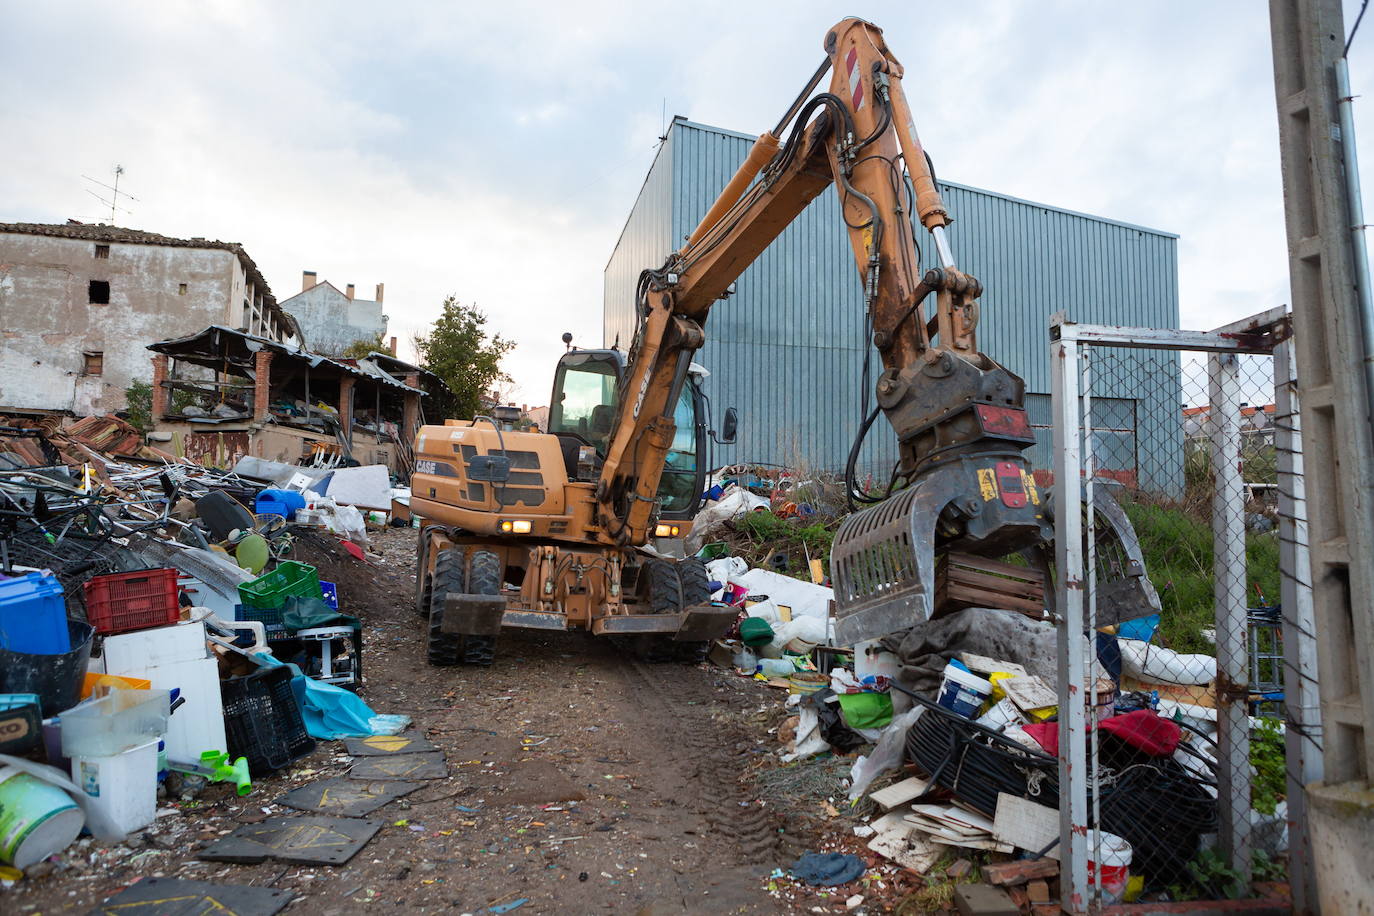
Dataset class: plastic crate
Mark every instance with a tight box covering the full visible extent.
[0,571,69,654]
[221,666,315,774]
[83,569,182,636]
[234,603,288,640]
[0,693,42,754]
[237,562,322,611]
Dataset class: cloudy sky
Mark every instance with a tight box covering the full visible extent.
[4,1,1372,403]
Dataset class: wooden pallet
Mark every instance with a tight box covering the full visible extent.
[934,552,1047,620]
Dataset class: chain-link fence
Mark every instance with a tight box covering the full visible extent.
[1048,311,1309,911]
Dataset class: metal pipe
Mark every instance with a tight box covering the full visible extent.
[1336,57,1374,439]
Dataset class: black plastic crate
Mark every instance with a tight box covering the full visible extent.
[221,666,315,774]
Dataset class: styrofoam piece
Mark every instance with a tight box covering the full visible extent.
[71,738,158,835]
[324,465,392,510]
[730,567,834,626]
[100,656,226,764]
[100,621,209,671]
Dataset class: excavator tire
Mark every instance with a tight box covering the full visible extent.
[672,558,713,664]
[461,550,501,667]
[426,546,466,667]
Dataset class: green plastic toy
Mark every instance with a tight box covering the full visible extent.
[200,750,253,796]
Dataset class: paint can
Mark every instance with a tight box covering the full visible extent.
[0,766,85,869]
[936,663,992,718]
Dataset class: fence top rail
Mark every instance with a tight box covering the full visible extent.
[1050,311,1286,355]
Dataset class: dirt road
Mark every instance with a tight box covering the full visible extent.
[10,528,818,915]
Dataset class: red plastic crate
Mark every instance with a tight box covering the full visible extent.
[83,568,183,635]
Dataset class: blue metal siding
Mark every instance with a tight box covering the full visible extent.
[604,135,675,351]
[668,121,880,470]
[604,119,1182,484]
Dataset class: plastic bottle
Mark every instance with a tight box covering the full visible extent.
[757,657,795,677]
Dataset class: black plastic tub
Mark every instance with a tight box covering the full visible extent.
[0,619,95,717]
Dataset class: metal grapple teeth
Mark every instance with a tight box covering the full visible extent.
[831,485,936,648]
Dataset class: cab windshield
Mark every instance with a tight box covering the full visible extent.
[549,355,620,453]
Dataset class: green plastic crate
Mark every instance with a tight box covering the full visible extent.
[237,561,323,610]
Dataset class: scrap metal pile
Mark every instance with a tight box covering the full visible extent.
[0,413,416,896]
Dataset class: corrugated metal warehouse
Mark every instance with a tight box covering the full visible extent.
[605,117,1182,491]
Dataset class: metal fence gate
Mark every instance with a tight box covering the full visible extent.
[1049,308,1317,912]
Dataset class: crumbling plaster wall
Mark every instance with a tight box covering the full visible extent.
[0,234,238,413]
[284,282,387,355]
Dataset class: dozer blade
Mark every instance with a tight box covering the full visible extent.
[440,594,508,636]
[830,458,1047,646]
[674,603,741,642]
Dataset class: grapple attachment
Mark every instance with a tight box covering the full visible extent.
[831,457,1049,646]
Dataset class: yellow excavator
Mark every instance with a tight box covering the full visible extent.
[410,16,1048,666]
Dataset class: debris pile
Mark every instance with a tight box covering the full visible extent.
[0,413,419,904]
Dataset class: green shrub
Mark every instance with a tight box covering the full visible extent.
[1123,500,1280,652]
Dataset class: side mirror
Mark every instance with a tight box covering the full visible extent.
[719,407,738,445]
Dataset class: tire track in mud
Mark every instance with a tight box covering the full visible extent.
[619,658,788,866]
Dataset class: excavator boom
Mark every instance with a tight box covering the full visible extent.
[593,18,1048,643]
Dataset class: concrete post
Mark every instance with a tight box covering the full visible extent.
[339,376,356,446]
[150,355,169,422]
[253,351,274,421]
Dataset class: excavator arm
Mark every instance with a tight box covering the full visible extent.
[595,18,1048,642]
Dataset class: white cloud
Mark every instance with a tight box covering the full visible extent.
[5,0,1374,406]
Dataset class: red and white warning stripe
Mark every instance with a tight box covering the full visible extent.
[845,47,864,111]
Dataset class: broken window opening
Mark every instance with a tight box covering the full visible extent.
[82,351,104,376]
[88,280,110,304]
[179,283,188,295]
[94,244,110,259]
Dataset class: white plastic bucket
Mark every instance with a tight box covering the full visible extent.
[1087,831,1132,903]
[0,766,85,869]
[71,738,158,836]
[936,664,992,718]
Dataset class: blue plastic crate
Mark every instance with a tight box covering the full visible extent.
[0,572,70,654]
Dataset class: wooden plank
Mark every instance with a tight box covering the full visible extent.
[868,776,930,811]
[991,792,1060,860]
[959,653,1029,678]
[945,565,1045,597]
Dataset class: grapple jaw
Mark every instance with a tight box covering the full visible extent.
[830,456,1048,646]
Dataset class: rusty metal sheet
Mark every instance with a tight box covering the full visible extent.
[185,431,251,468]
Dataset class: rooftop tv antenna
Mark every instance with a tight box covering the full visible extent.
[82,165,138,224]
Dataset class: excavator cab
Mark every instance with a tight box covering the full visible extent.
[547,347,722,551]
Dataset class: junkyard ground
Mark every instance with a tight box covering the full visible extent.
[7,527,927,914]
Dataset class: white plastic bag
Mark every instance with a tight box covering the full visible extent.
[782,706,830,763]
[847,707,925,800]
[1119,638,1216,686]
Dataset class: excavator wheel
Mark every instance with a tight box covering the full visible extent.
[672,558,713,664]
[636,558,710,664]
[426,546,466,667]
[461,550,502,667]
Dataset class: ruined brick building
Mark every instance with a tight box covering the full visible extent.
[0,222,297,415]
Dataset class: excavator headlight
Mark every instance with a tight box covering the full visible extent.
[500,519,532,534]
[654,523,680,538]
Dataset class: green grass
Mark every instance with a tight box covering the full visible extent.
[1124,500,1280,653]
[729,510,840,579]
